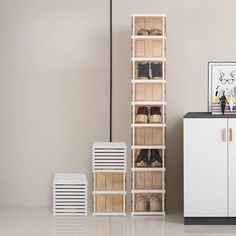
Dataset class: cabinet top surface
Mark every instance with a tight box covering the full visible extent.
[184,112,236,119]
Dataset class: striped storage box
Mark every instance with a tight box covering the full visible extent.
[53,174,87,216]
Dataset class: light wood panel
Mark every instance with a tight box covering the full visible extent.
[135,171,162,189]
[95,195,124,213]
[135,127,163,145]
[135,40,163,58]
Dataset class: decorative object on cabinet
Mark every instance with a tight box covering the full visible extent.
[53,174,87,216]
[131,14,166,216]
[184,112,236,225]
[92,142,127,216]
[209,62,236,114]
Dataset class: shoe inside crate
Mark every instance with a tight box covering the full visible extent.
[134,105,164,124]
[134,193,163,212]
[134,149,163,168]
[134,61,165,80]
[135,17,164,36]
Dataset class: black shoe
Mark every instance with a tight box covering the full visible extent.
[137,63,149,79]
[151,63,162,79]
[150,149,162,167]
[135,149,149,167]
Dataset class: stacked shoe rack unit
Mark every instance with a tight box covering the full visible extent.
[53,174,87,216]
[131,14,166,216]
[92,142,127,216]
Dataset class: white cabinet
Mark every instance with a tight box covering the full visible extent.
[229,119,236,216]
[184,113,236,224]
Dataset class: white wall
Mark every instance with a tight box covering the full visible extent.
[0,0,236,211]
[0,0,109,205]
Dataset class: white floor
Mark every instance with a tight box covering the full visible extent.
[1,207,236,236]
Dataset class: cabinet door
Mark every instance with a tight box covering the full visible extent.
[184,118,228,217]
[228,119,236,216]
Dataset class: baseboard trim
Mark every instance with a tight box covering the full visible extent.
[184,217,236,225]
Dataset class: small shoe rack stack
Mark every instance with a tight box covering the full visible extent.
[53,174,87,216]
[131,14,166,216]
[92,142,127,216]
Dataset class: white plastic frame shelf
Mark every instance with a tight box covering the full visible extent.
[132,79,166,84]
[132,190,165,194]
[132,35,166,40]
[131,101,166,106]
[131,212,165,216]
[131,167,166,172]
[132,57,166,62]
[93,212,126,216]
[132,13,166,17]
[131,123,166,127]
[131,14,166,217]
[132,145,166,149]
[93,191,126,195]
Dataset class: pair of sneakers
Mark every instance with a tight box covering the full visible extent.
[135,149,162,168]
[137,63,162,80]
[136,106,162,123]
[136,194,162,212]
[137,28,162,36]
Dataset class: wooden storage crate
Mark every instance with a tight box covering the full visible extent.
[92,142,127,216]
[95,172,124,191]
[134,193,163,213]
[95,194,124,213]
[134,171,162,189]
[53,174,87,216]
[134,17,164,35]
[135,39,163,58]
[135,84,164,101]
[135,127,163,145]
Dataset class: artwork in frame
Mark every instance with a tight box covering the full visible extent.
[209,62,236,114]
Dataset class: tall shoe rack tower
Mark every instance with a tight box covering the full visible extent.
[131,14,166,216]
[92,142,127,216]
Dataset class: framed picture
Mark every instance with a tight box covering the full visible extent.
[208,62,236,114]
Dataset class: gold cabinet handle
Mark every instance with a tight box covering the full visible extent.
[230,128,233,142]
[223,128,226,142]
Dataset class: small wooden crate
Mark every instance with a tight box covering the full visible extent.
[95,172,124,191]
[53,174,87,216]
[95,194,125,213]
[135,39,163,58]
[135,127,163,145]
[135,84,164,102]
[134,171,162,189]
[92,142,127,216]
